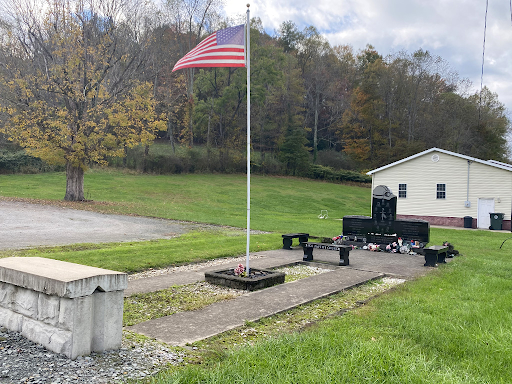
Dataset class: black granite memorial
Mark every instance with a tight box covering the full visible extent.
[343,185,430,246]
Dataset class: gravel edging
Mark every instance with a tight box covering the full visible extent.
[0,264,335,383]
[0,268,404,383]
[127,254,267,281]
[0,328,185,384]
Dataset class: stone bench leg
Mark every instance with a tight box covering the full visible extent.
[298,235,309,246]
[303,247,313,261]
[437,250,447,264]
[339,248,350,266]
[423,250,438,267]
[282,237,293,250]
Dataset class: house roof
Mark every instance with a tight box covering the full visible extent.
[366,147,512,175]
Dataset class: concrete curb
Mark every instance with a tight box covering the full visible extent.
[126,247,431,346]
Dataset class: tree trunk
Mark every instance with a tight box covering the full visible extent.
[123,145,128,167]
[188,100,194,147]
[167,117,176,154]
[142,145,150,172]
[187,68,195,147]
[207,98,213,167]
[313,91,319,163]
[64,162,85,201]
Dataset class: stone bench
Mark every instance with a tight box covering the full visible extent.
[302,242,351,266]
[282,233,309,249]
[0,257,127,359]
[423,245,448,267]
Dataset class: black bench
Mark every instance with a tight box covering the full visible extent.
[302,242,351,266]
[282,233,309,250]
[423,245,448,267]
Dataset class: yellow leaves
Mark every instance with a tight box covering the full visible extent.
[4,79,162,167]
[0,3,164,171]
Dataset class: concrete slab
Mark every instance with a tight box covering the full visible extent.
[0,257,127,298]
[309,248,431,279]
[127,268,383,346]
[126,247,441,346]
[126,248,430,297]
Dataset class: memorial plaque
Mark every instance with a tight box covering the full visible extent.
[396,219,430,244]
[369,233,397,244]
[342,215,373,238]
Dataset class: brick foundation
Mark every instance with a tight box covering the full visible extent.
[397,214,511,231]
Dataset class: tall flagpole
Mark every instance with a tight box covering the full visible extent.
[246,4,251,273]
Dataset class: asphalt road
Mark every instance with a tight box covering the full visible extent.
[0,200,200,250]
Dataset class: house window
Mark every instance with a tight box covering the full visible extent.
[398,184,407,198]
[436,184,446,199]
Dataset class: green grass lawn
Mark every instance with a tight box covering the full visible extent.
[152,229,512,383]
[0,169,370,235]
[0,169,368,270]
[0,231,282,273]
[2,170,512,383]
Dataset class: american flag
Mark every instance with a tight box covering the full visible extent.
[172,24,246,72]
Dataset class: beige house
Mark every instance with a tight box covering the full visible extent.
[367,147,512,230]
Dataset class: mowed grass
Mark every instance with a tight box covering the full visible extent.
[0,231,282,273]
[152,229,512,383]
[0,169,368,270]
[2,170,512,382]
[0,169,370,235]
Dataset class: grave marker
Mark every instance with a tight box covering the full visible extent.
[343,185,430,246]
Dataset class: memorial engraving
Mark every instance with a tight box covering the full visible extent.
[343,185,429,246]
[342,216,373,238]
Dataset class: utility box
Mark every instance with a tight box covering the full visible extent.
[464,216,473,228]
[489,213,504,230]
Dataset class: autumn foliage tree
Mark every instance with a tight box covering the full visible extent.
[0,0,163,200]
[0,3,509,183]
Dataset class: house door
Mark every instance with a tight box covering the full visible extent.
[477,198,495,229]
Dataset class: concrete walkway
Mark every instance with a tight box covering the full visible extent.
[127,247,432,346]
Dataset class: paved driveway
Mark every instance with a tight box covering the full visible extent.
[0,200,200,250]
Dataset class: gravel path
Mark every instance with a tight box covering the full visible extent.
[0,200,208,250]
[0,260,333,384]
[0,327,185,384]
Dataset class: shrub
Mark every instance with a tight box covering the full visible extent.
[307,164,371,184]
[0,151,61,174]
[105,143,370,185]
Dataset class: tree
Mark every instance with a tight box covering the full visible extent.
[162,0,223,147]
[297,26,333,162]
[277,20,301,53]
[0,0,163,201]
[341,57,387,167]
[193,66,247,170]
[147,24,188,153]
[277,55,309,175]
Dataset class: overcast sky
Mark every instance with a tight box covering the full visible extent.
[223,0,512,120]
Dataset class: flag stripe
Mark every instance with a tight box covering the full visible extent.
[175,51,245,63]
[172,24,245,71]
[174,47,244,67]
[173,60,245,71]
[176,56,245,66]
[177,49,245,61]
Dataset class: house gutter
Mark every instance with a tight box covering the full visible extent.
[466,160,472,207]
